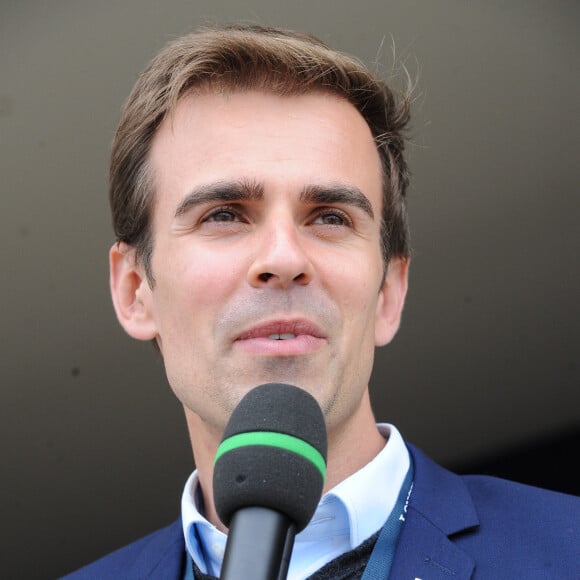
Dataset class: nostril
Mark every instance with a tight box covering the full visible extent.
[259,272,273,282]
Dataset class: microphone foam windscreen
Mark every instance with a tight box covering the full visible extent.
[213,383,328,531]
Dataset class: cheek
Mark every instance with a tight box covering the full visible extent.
[163,248,243,308]
[334,254,382,303]
[330,272,381,338]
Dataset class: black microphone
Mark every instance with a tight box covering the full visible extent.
[213,383,328,580]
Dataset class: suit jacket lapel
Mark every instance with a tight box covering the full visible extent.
[389,444,478,579]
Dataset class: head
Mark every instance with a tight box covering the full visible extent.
[109,24,411,286]
[108,24,412,445]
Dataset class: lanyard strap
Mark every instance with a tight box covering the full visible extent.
[360,463,414,580]
[184,550,194,580]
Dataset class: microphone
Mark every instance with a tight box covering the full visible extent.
[213,383,328,580]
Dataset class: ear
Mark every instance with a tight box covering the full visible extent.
[374,257,409,346]
[109,242,157,341]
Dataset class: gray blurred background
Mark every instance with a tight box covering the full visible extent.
[1,1,578,578]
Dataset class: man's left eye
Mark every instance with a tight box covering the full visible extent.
[313,210,349,226]
[205,209,238,222]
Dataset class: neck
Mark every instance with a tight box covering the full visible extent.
[183,389,385,532]
[322,390,386,492]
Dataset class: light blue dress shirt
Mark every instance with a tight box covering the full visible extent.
[181,423,410,580]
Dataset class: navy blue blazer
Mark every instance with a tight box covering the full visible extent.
[61,444,580,579]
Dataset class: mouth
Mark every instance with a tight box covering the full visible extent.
[234,319,326,355]
[237,319,325,340]
[267,333,297,340]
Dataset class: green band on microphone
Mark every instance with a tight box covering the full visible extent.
[215,431,326,481]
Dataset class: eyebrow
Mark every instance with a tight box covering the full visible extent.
[300,184,375,219]
[173,180,375,219]
[174,180,263,217]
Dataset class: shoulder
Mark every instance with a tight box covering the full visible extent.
[408,440,579,512]
[409,441,580,526]
[462,469,579,513]
[60,519,184,580]
[459,471,579,539]
[459,474,579,575]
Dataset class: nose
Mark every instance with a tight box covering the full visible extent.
[247,220,314,288]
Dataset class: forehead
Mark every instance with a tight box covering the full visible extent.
[148,90,383,210]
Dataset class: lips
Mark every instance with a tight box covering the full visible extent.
[236,319,325,341]
[234,319,327,355]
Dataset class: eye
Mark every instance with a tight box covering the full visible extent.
[312,208,351,227]
[202,206,241,223]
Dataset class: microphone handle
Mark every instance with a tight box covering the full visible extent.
[220,507,296,580]
[276,525,296,580]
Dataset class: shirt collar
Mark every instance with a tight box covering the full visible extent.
[181,423,409,578]
[306,423,409,547]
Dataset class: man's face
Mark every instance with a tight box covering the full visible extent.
[114,90,407,434]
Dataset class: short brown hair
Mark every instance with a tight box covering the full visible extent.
[109,24,412,284]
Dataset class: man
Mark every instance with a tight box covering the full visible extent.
[63,24,579,579]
